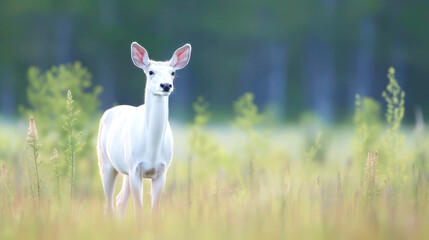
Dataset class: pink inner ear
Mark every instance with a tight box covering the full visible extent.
[135,48,145,63]
[170,45,191,69]
[176,48,187,62]
[133,45,147,66]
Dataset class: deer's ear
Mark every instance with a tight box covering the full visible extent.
[169,44,191,70]
[131,42,150,71]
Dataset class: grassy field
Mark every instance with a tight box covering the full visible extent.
[1,116,428,240]
[0,68,427,239]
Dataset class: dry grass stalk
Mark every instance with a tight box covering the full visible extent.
[365,150,379,201]
[51,148,61,202]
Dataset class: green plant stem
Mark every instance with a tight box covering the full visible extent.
[26,150,36,208]
[187,155,192,208]
[70,125,74,202]
[54,164,61,203]
[33,149,40,207]
[57,176,61,203]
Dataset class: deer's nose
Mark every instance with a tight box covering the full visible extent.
[160,83,172,92]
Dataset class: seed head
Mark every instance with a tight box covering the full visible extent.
[365,150,379,198]
[27,116,41,148]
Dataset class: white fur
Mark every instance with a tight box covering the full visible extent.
[97,42,191,219]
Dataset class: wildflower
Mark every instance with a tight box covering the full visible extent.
[51,148,59,161]
[27,117,41,148]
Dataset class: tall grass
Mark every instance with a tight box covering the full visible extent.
[51,148,61,202]
[26,116,42,208]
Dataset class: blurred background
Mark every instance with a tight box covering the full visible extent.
[1,0,428,123]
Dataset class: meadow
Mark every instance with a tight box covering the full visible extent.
[0,65,428,240]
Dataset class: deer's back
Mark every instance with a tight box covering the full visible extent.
[98,105,145,174]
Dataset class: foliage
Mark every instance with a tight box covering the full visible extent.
[353,94,381,162]
[20,62,102,157]
[381,67,406,181]
[233,93,263,131]
[382,67,405,154]
[382,67,405,133]
[305,131,322,162]
[233,93,271,194]
[61,90,83,201]
[189,96,230,180]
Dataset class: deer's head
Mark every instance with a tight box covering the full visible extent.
[131,42,192,97]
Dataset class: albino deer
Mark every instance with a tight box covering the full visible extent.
[97,42,191,219]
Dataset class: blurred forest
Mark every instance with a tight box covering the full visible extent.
[0,0,428,122]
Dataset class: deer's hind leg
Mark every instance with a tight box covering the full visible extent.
[100,164,118,215]
[98,147,118,216]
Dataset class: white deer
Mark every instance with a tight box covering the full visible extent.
[97,42,191,219]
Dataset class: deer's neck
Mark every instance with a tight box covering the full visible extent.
[142,87,169,160]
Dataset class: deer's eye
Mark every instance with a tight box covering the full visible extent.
[171,71,175,76]
[149,71,154,75]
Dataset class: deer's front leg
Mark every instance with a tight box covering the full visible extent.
[151,173,166,216]
[129,167,144,221]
